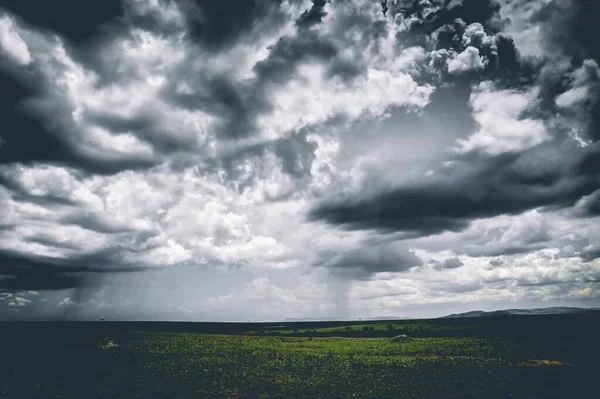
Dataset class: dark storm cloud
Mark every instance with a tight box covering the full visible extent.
[389,0,503,44]
[314,243,423,279]
[183,0,285,51]
[571,0,600,61]
[489,33,521,72]
[0,71,160,174]
[382,0,536,94]
[0,0,123,43]
[430,257,464,270]
[0,270,80,292]
[0,73,69,166]
[489,259,503,267]
[0,248,147,291]
[574,190,600,217]
[309,139,600,238]
[393,0,502,28]
[60,212,141,235]
[581,247,600,264]
[381,0,389,16]
[296,0,328,29]
[439,257,464,269]
[569,0,600,142]
[24,235,83,251]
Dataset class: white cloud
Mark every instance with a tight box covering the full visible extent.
[0,161,294,271]
[259,61,433,141]
[256,5,435,142]
[455,81,549,155]
[8,296,32,307]
[0,15,31,65]
[462,23,493,48]
[58,297,76,307]
[447,46,484,74]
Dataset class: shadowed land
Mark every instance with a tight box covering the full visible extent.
[1,312,599,398]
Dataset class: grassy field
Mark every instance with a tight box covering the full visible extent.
[1,313,599,398]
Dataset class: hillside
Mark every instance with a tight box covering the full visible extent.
[442,307,600,319]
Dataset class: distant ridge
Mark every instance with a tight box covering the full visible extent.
[280,307,600,322]
[281,316,411,322]
[441,307,600,319]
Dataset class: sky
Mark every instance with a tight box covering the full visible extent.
[1,0,599,322]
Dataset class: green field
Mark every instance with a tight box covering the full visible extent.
[1,314,599,398]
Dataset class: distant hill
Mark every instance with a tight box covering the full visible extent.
[441,307,600,319]
[281,307,600,322]
[281,316,411,322]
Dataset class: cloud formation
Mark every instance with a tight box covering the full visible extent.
[309,139,600,237]
[314,242,423,279]
[1,0,599,320]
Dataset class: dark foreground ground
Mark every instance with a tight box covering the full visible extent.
[1,313,599,398]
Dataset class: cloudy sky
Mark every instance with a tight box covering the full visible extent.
[1,0,599,321]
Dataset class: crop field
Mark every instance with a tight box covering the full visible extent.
[1,313,599,398]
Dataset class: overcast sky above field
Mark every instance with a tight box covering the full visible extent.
[1,0,600,321]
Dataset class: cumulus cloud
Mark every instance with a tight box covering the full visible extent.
[1,0,600,320]
[455,81,548,155]
[447,46,484,74]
